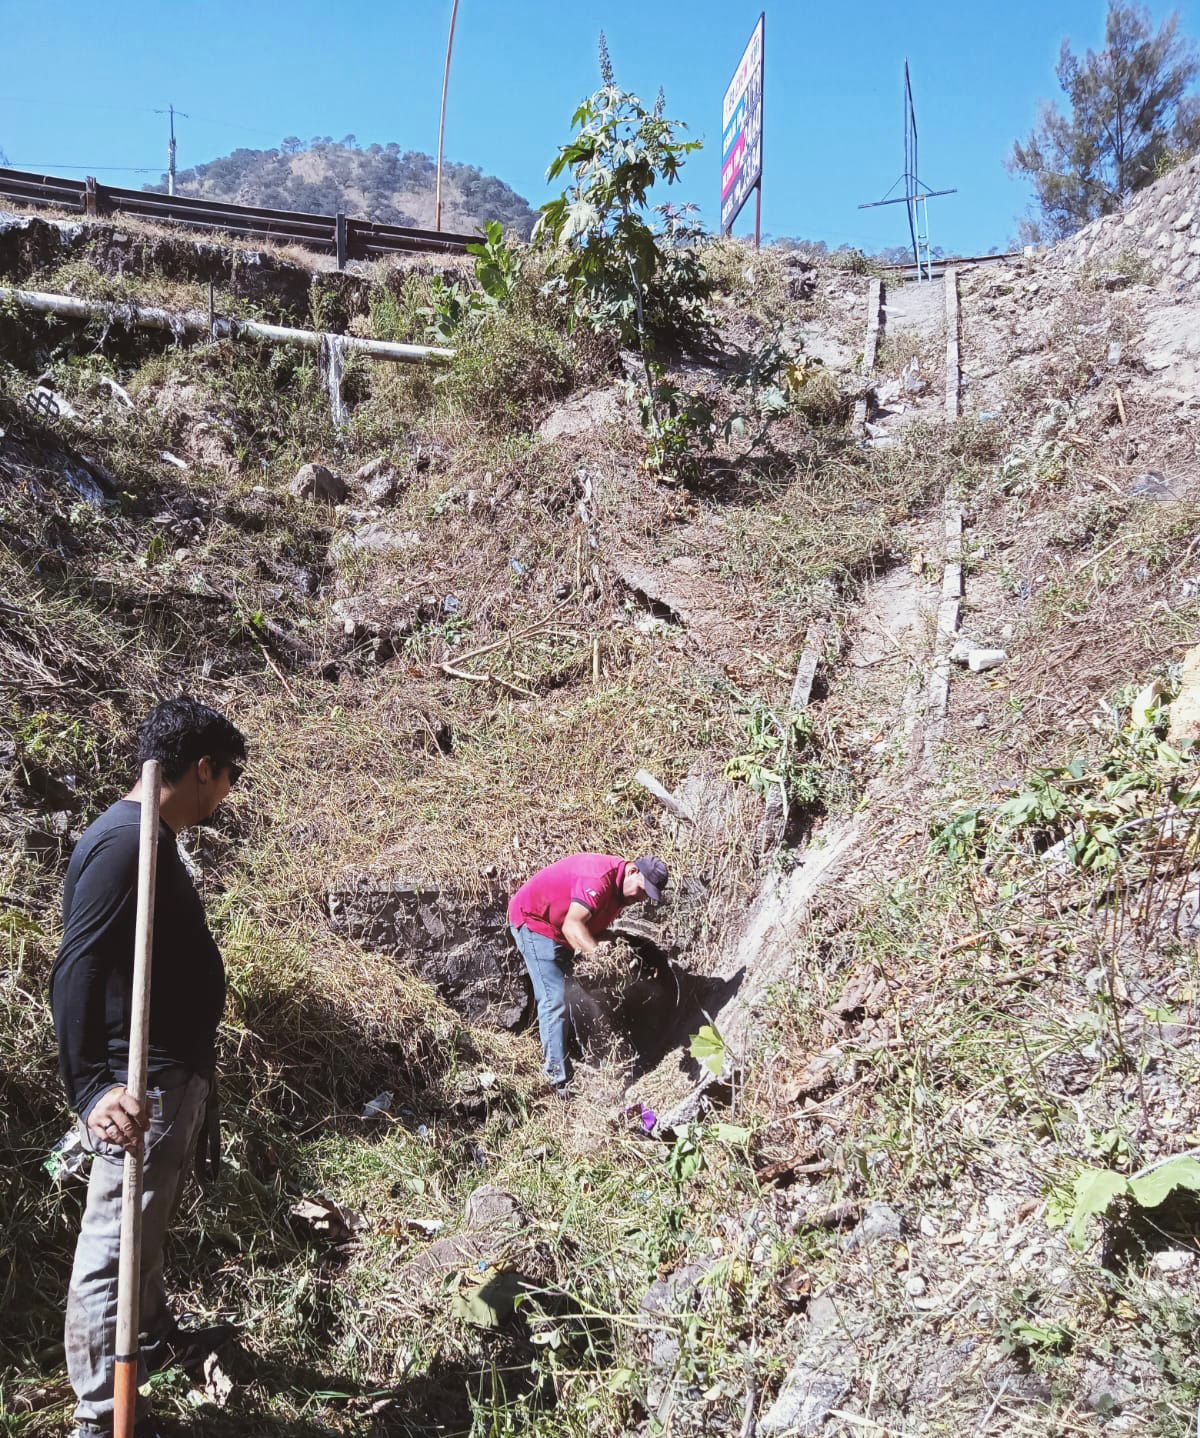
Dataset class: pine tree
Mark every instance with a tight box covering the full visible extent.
[1011,3,1200,242]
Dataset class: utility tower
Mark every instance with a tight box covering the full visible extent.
[155,104,188,196]
[858,62,955,280]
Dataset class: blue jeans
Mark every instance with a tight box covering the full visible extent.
[511,925,573,1085]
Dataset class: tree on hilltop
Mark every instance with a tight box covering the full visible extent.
[1011,2,1200,242]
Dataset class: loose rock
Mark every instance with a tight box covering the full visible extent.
[1128,471,1179,502]
[760,1361,851,1436]
[1168,643,1200,748]
[537,387,621,442]
[843,1201,903,1251]
[333,523,421,558]
[353,456,402,505]
[290,462,347,504]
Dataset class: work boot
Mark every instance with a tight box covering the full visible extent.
[141,1319,236,1375]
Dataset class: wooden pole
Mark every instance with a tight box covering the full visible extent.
[434,0,461,232]
[113,760,161,1438]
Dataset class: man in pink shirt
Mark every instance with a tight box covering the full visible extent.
[508,853,669,1093]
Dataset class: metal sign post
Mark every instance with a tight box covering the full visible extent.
[721,13,765,245]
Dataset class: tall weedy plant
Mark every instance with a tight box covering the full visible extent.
[534,36,705,457]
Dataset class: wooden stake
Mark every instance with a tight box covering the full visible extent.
[1115,386,1127,426]
[592,636,601,686]
[113,761,161,1438]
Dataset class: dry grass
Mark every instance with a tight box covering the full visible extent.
[1,198,343,273]
[7,221,1200,1434]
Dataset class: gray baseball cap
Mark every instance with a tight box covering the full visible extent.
[634,855,669,902]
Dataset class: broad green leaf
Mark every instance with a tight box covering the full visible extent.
[561,200,600,243]
[689,1024,728,1077]
[1067,1168,1128,1249]
[1010,1319,1072,1352]
[713,1123,751,1145]
[1128,1156,1200,1209]
[451,1270,526,1328]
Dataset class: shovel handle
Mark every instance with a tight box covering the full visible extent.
[113,760,161,1438]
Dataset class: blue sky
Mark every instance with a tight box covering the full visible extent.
[1,1,1197,254]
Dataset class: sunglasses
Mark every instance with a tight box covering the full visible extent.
[208,759,244,786]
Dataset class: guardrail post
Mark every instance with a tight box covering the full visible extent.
[335,211,348,271]
[84,176,98,218]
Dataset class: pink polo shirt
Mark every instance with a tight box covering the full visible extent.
[508,853,630,944]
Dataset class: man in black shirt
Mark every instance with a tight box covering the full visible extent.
[50,698,246,1438]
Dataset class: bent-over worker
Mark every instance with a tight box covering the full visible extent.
[508,852,669,1093]
[50,698,246,1438]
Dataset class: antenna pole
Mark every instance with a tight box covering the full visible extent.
[858,61,954,281]
[155,104,189,196]
[435,0,461,232]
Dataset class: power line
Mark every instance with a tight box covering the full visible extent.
[7,161,160,173]
[0,95,158,116]
[0,93,297,144]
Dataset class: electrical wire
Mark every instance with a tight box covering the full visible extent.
[7,162,160,174]
[0,94,292,144]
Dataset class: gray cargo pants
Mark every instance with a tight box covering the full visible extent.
[66,1073,210,1433]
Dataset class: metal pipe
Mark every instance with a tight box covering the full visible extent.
[0,287,455,363]
[434,0,461,232]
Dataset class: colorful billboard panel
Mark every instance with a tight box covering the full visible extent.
[721,14,764,233]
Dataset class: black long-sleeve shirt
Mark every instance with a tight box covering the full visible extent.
[50,799,226,1120]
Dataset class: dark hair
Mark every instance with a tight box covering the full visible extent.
[137,698,247,782]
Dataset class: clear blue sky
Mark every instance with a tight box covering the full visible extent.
[1,1,1197,254]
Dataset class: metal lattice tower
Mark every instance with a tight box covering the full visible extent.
[858,61,956,280]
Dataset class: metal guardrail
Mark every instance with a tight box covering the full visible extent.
[879,250,1023,282]
[0,166,478,264]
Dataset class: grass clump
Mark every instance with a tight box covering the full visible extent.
[441,304,578,429]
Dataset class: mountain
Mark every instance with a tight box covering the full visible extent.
[145,136,537,236]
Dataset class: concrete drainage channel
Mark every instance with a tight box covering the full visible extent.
[654,269,981,1119]
[852,267,960,445]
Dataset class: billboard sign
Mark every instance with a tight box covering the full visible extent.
[721,14,764,234]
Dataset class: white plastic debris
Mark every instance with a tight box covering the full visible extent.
[99,375,136,410]
[361,1091,395,1119]
[968,649,1007,673]
[45,1129,88,1183]
[404,1216,445,1237]
[901,356,927,395]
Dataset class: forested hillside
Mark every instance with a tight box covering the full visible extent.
[146,136,537,235]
